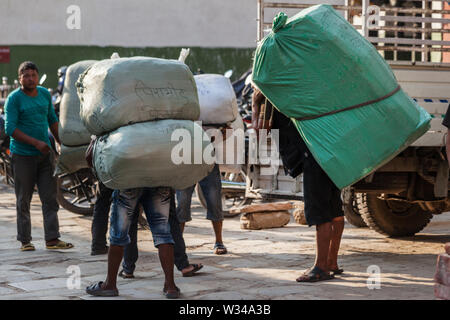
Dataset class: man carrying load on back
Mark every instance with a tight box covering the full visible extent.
[252,87,345,282]
[85,186,181,298]
[85,146,180,298]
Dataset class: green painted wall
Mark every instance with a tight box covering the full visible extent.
[0,45,255,89]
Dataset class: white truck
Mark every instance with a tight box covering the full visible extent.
[247,0,450,236]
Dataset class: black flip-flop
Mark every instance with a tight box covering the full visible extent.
[86,281,119,297]
[182,264,203,277]
[331,268,344,275]
[296,266,335,283]
[163,286,180,299]
[214,243,227,255]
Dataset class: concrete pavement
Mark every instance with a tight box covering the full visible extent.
[0,182,449,300]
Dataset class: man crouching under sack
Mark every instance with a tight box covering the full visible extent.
[252,87,345,282]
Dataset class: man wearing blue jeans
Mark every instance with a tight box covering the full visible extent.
[176,163,227,255]
[119,189,203,278]
[86,187,180,298]
[85,137,203,276]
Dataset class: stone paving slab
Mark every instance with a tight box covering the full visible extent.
[0,183,449,300]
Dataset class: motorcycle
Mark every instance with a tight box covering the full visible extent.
[51,66,67,117]
[232,68,253,128]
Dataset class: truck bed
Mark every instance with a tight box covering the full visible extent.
[391,66,450,147]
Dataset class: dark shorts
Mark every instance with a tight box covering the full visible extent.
[303,150,344,226]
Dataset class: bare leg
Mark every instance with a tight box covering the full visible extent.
[313,221,332,272]
[180,222,185,234]
[211,220,223,244]
[158,243,177,293]
[212,220,227,254]
[327,216,345,270]
[102,245,124,290]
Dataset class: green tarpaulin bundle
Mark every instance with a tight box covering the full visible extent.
[252,4,431,189]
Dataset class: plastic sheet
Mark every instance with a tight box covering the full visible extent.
[252,5,431,189]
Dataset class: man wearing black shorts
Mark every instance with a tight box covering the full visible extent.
[252,88,344,282]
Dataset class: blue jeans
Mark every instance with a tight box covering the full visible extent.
[109,187,174,248]
[176,164,223,223]
[122,190,190,274]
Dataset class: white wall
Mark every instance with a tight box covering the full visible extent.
[0,0,258,48]
[0,0,345,48]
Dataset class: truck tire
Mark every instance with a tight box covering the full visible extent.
[359,194,433,237]
[344,193,367,228]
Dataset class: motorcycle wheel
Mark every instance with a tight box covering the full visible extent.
[56,169,97,215]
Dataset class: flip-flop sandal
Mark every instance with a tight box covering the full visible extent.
[331,268,344,275]
[214,243,227,255]
[119,269,135,279]
[46,240,74,250]
[163,286,180,299]
[182,264,203,277]
[20,243,35,251]
[86,281,119,297]
[296,266,335,283]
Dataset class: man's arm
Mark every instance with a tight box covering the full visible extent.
[49,121,60,145]
[251,87,264,130]
[443,104,450,167]
[46,90,60,145]
[11,128,50,154]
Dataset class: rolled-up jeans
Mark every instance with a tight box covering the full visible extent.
[109,187,174,248]
[122,190,190,274]
[176,163,223,223]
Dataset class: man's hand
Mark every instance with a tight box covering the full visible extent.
[11,128,51,155]
[34,140,50,154]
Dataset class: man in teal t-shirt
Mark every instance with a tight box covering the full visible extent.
[5,61,74,252]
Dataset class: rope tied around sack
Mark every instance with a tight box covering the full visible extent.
[295,85,401,121]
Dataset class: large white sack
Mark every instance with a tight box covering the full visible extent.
[55,144,89,175]
[204,115,245,173]
[77,57,200,135]
[59,60,97,146]
[93,120,214,190]
[195,74,238,125]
